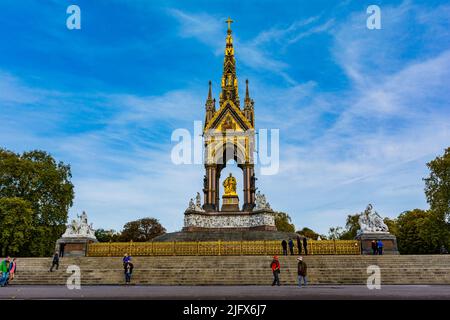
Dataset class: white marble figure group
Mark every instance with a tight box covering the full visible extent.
[62,211,96,239]
[187,192,205,212]
[357,204,389,234]
[255,190,271,210]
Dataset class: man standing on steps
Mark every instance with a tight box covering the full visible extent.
[296,235,302,255]
[371,240,378,255]
[49,252,59,272]
[297,256,308,288]
[124,259,134,285]
[303,237,308,255]
[270,256,281,286]
[281,240,287,256]
[288,238,295,255]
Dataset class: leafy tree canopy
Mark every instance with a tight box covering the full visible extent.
[119,217,166,242]
[274,212,295,233]
[0,197,34,256]
[0,149,74,256]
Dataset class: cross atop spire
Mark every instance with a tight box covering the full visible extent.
[225,17,233,32]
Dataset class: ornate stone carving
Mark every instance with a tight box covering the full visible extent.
[255,190,271,210]
[62,211,96,239]
[184,212,275,229]
[357,204,389,235]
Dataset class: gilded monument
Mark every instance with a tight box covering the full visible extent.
[182,18,278,232]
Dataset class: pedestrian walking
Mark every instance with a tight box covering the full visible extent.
[288,238,295,255]
[297,256,308,287]
[303,237,308,255]
[49,252,59,272]
[270,256,280,286]
[377,240,383,255]
[8,258,17,284]
[124,260,134,284]
[281,240,288,256]
[296,235,302,255]
[371,240,378,255]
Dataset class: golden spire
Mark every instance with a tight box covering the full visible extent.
[220,17,239,107]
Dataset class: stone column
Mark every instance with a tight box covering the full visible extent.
[203,165,217,211]
[242,164,255,211]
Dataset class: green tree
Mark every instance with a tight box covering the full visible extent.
[296,227,321,240]
[274,212,295,233]
[424,147,450,221]
[120,217,166,242]
[0,198,34,256]
[328,226,344,240]
[395,209,450,254]
[0,149,74,256]
[339,213,361,240]
[95,229,121,242]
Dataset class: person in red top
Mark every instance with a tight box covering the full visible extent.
[270,256,281,286]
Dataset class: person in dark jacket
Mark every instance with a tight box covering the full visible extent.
[303,237,308,255]
[270,256,280,286]
[371,240,378,255]
[49,252,59,272]
[297,256,308,287]
[288,238,295,255]
[377,240,383,255]
[296,235,302,255]
[124,261,134,284]
[281,240,288,256]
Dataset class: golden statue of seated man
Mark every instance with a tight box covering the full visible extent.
[223,173,237,196]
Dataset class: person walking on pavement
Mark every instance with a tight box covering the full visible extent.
[49,252,59,272]
[281,240,288,256]
[377,240,384,255]
[297,256,308,287]
[303,237,308,255]
[288,238,295,255]
[270,256,281,286]
[296,235,302,255]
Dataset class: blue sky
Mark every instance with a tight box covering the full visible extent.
[1,0,449,235]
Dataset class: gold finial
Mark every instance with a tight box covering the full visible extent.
[225,17,233,31]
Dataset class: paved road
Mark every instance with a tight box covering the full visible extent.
[1,285,450,300]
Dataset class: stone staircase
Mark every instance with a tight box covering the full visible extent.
[11,255,450,285]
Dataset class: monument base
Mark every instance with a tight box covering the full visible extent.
[183,209,276,232]
[55,237,98,257]
[355,232,399,255]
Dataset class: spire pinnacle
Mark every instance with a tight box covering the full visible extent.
[208,80,212,99]
[245,79,250,100]
[220,18,239,107]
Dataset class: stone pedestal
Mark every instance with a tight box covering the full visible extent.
[221,194,239,211]
[356,232,399,255]
[55,237,98,257]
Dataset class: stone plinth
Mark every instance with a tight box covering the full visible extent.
[55,237,98,257]
[183,209,276,232]
[221,194,240,211]
[355,232,399,255]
